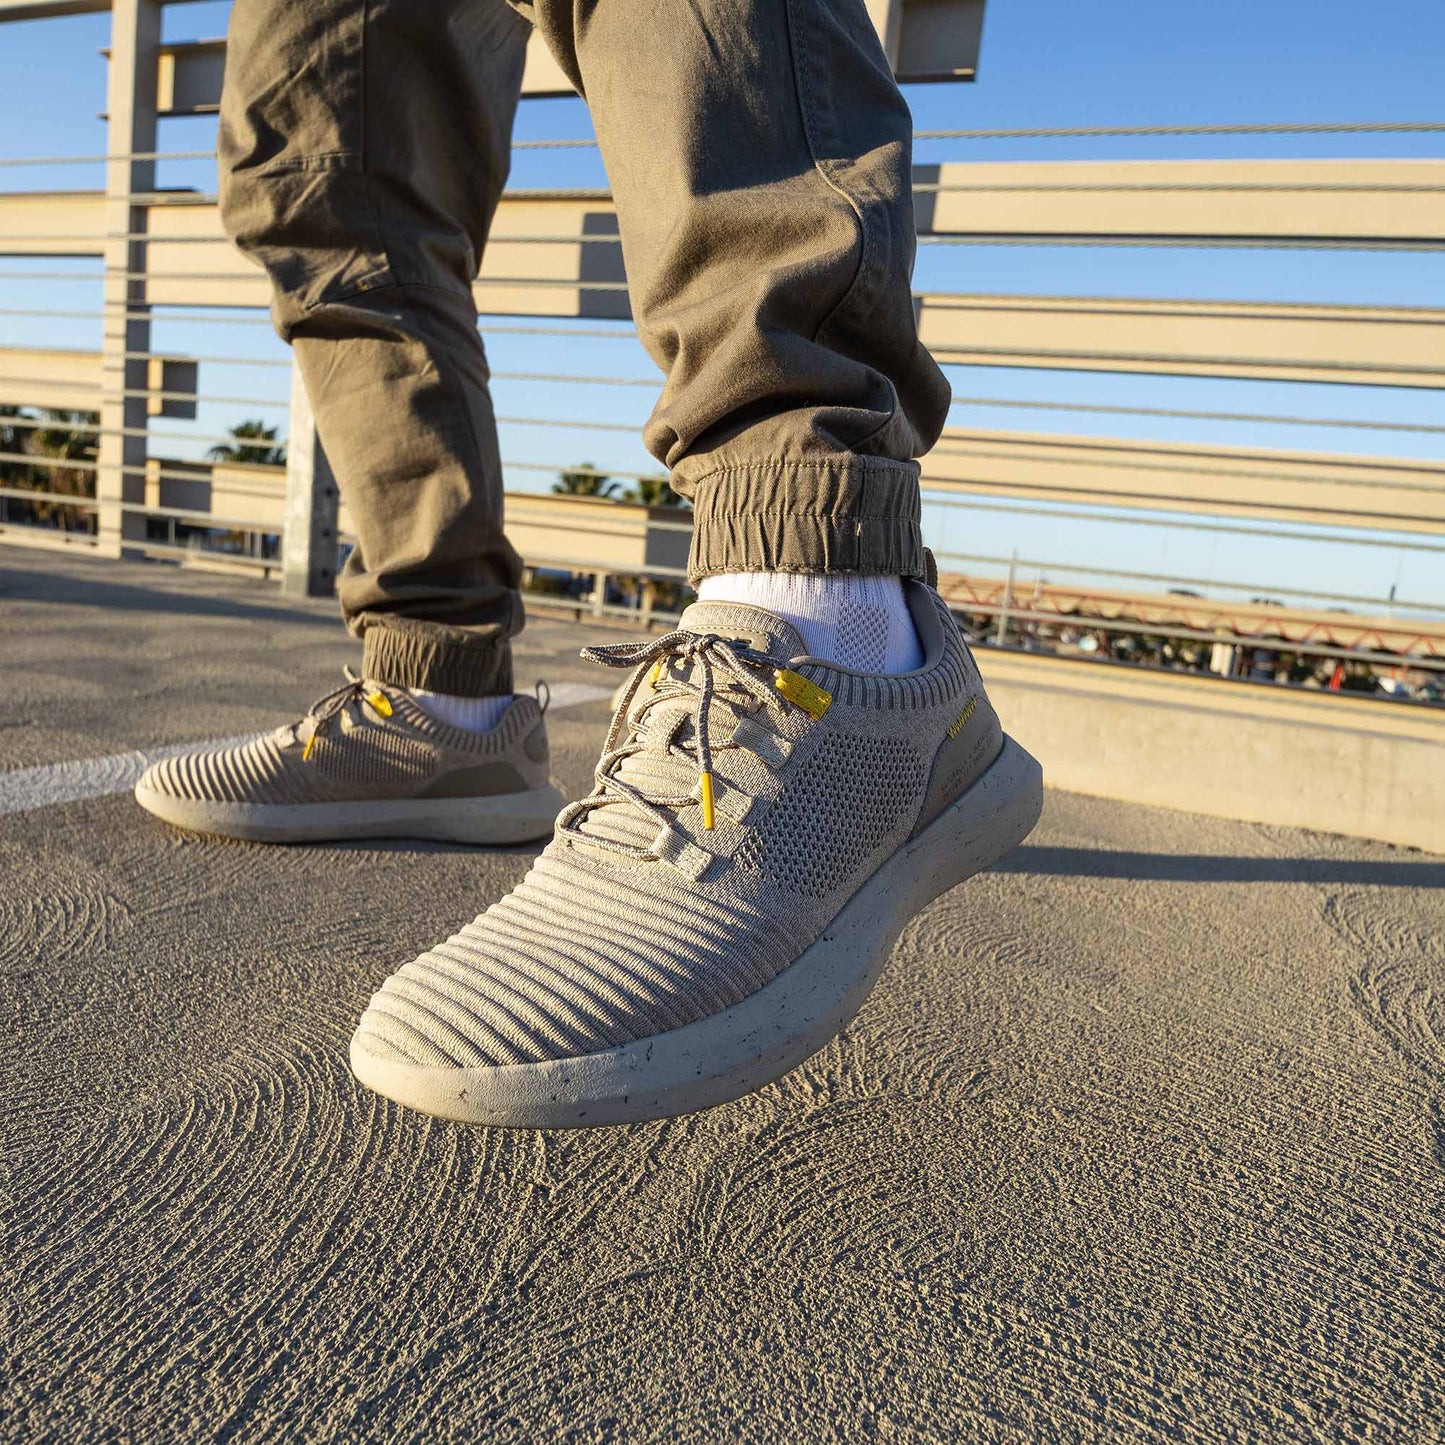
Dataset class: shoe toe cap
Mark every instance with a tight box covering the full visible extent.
[135,755,183,800]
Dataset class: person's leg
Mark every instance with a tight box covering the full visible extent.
[518,0,950,673]
[218,0,530,700]
[349,0,1041,1125]
[135,0,564,844]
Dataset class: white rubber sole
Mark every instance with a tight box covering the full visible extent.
[132,781,565,845]
[349,735,1044,1127]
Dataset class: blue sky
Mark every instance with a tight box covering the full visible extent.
[1,0,1442,612]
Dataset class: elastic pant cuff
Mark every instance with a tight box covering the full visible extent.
[685,459,925,583]
[360,620,513,696]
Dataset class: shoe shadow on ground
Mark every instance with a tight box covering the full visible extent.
[200,837,1442,882]
[324,838,549,859]
[994,845,1445,889]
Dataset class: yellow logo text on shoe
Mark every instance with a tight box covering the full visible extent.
[947,695,978,739]
[773,668,832,719]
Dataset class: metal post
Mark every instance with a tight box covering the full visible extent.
[96,0,160,557]
[592,570,608,618]
[995,549,1017,647]
[282,359,340,596]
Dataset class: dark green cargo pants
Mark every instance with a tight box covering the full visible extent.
[218,0,949,694]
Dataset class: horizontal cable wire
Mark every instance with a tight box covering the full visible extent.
[12,235,1445,257]
[0,450,97,473]
[8,343,1443,436]
[917,236,1445,252]
[929,549,1444,615]
[105,349,289,368]
[945,394,1445,436]
[1,414,280,449]
[922,490,1445,553]
[126,538,276,569]
[0,484,96,506]
[116,500,282,529]
[10,442,1431,521]
[0,122,1441,168]
[6,406,1436,494]
[13,335,1433,433]
[13,273,1442,319]
[117,386,288,409]
[954,603,1445,670]
[914,120,1445,139]
[929,441,1445,495]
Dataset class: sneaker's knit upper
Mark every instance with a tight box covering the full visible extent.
[138,673,549,806]
[352,587,1002,1071]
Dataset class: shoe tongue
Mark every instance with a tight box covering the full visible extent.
[676,600,806,663]
[573,603,802,854]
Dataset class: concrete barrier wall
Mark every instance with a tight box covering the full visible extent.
[979,649,1445,854]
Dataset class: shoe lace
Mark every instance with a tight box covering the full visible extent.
[557,630,831,861]
[296,666,393,761]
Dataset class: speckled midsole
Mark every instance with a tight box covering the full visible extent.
[350,735,1043,1126]
[133,782,565,845]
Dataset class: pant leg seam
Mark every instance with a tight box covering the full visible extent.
[782,0,873,354]
[781,0,905,461]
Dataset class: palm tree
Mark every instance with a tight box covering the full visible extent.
[0,405,29,481]
[625,473,687,508]
[0,406,33,525]
[553,462,621,499]
[207,419,287,466]
[26,409,99,532]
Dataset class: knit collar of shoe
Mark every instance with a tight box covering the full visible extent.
[556,628,833,868]
[286,667,397,758]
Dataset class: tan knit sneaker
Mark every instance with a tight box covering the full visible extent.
[134,670,563,844]
[349,585,1042,1125]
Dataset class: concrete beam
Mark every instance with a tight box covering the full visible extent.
[3,0,983,91]
[925,428,1445,535]
[0,191,105,256]
[980,647,1445,853]
[0,0,108,17]
[915,159,1445,246]
[9,159,1440,252]
[8,190,1439,390]
[917,293,1445,389]
[0,345,195,416]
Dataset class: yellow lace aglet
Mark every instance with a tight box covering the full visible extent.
[367,689,393,718]
[302,732,317,762]
[774,668,832,720]
[699,771,716,830]
[649,659,663,687]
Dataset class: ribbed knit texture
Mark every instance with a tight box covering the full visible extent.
[139,682,548,806]
[351,588,1000,1072]
[696,572,923,672]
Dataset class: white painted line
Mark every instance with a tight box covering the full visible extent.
[0,682,614,819]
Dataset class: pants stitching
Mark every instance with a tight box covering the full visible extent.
[783,0,872,352]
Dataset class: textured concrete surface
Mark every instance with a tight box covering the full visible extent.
[2,545,1443,1444]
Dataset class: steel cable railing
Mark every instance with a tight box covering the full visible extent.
[2,120,1443,168]
[3,127,1444,700]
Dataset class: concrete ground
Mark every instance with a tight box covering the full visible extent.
[2,543,1443,1445]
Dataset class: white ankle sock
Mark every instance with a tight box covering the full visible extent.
[408,689,513,733]
[696,572,923,673]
